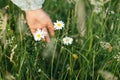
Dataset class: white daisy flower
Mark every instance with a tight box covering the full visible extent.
[34,29,46,41]
[63,36,73,45]
[54,20,65,30]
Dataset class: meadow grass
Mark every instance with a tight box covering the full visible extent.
[0,0,120,80]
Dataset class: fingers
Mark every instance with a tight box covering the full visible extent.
[43,28,50,43]
[30,26,50,43]
[47,21,54,36]
[29,24,44,35]
[30,28,36,36]
[28,21,54,43]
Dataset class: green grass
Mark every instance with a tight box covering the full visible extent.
[0,0,120,80]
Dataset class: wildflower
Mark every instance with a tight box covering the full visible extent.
[114,52,120,62]
[63,36,73,45]
[93,6,102,14]
[34,29,46,41]
[100,41,113,52]
[90,0,104,14]
[6,40,12,45]
[54,20,65,30]
[100,41,111,49]
[73,54,78,60]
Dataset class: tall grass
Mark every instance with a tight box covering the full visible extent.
[0,0,120,80]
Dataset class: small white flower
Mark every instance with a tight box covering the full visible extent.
[38,69,41,73]
[63,36,73,45]
[90,0,104,14]
[54,20,65,30]
[34,29,46,41]
[93,6,102,14]
[114,52,120,62]
[100,41,111,49]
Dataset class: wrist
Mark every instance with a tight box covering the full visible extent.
[25,8,43,14]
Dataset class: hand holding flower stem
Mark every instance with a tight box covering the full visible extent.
[25,9,54,42]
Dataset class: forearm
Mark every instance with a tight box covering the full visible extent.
[11,0,45,11]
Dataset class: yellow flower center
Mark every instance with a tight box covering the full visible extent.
[37,34,41,38]
[66,38,69,42]
[57,23,62,27]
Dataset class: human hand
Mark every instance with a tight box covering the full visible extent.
[25,9,54,42]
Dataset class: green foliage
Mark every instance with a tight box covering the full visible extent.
[0,0,8,8]
[0,0,120,80]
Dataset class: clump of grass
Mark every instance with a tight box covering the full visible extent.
[0,0,120,80]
